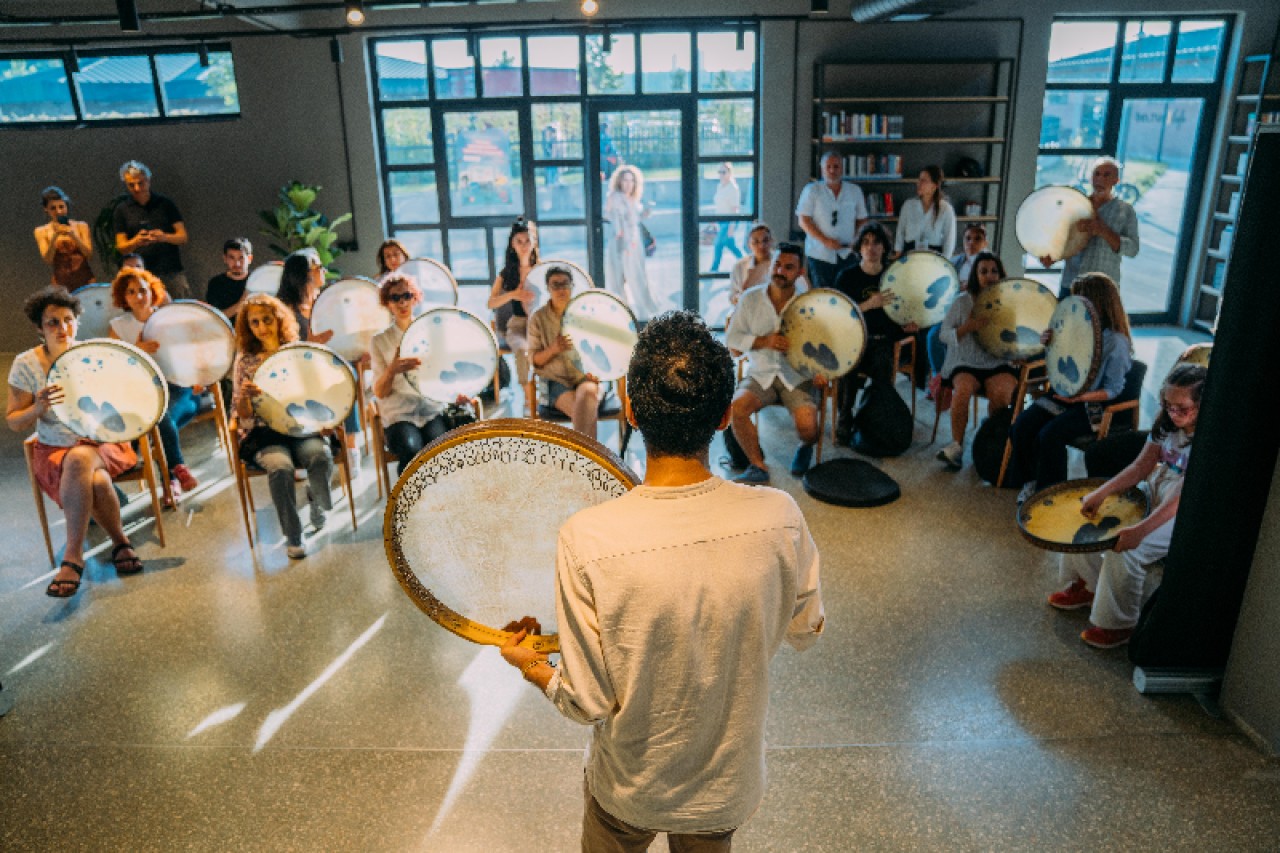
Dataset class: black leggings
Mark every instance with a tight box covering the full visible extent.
[385,417,448,475]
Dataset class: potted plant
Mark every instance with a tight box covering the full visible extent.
[258,181,352,276]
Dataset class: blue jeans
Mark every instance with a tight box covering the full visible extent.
[926,325,947,377]
[158,384,199,473]
[711,222,743,272]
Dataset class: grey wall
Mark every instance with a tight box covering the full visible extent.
[2,0,1279,353]
[1223,453,1280,755]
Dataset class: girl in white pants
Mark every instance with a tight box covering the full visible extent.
[1047,363,1207,649]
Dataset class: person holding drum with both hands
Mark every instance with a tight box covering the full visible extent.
[487,218,540,392]
[935,252,1019,470]
[528,266,600,440]
[1047,364,1205,649]
[726,243,828,483]
[7,288,145,596]
[231,294,334,560]
[1008,273,1133,501]
[1039,156,1139,297]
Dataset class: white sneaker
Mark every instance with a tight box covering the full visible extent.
[1016,481,1038,506]
[936,442,963,470]
[287,543,307,560]
[346,447,361,473]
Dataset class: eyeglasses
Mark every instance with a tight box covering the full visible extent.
[386,291,415,303]
[548,281,573,291]
[1162,401,1198,417]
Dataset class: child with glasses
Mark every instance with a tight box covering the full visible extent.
[1046,363,1207,649]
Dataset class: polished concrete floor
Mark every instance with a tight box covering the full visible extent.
[3,328,1278,852]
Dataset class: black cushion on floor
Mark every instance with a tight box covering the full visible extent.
[972,405,1016,487]
[802,458,901,507]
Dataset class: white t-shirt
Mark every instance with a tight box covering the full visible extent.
[894,197,957,257]
[713,179,741,215]
[545,476,824,832]
[725,284,808,390]
[795,180,868,264]
[109,313,145,344]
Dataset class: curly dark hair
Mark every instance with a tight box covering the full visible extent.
[627,310,735,459]
[24,286,81,327]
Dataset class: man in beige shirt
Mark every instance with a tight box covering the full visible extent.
[503,311,825,852]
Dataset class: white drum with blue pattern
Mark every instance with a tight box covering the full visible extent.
[71,283,125,340]
[252,343,357,437]
[780,288,867,380]
[401,308,499,404]
[560,290,638,382]
[882,250,959,329]
[47,339,169,443]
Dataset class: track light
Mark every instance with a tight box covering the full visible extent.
[581,0,600,16]
[116,0,141,32]
[66,48,80,74]
[811,0,829,13]
[344,0,366,26]
[197,42,210,67]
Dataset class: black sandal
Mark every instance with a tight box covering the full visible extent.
[46,560,84,598]
[111,543,144,576]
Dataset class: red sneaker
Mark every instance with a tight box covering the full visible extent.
[1047,578,1094,611]
[172,464,199,492]
[1081,625,1134,649]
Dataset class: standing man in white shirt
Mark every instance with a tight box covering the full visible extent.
[501,310,825,853]
[1040,156,1139,297]
[725,243,828,483]
[795,150,868,290]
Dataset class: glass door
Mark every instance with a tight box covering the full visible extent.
[589,104,693,321]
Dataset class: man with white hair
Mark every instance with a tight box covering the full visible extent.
[113,160,192,299]
[1041,156,1139,297]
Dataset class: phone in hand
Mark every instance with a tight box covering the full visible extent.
[139,219,152,230]
[56,215,70,225]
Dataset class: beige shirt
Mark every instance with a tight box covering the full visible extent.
[545,477,825,832]
[527,302,585,388]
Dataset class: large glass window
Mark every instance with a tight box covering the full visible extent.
[1035,16,1227,321]
[370,26,760,328]
[0,46,241,124]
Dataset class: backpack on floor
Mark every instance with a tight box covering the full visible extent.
[973,405,1015,487]
[853,382,912,457]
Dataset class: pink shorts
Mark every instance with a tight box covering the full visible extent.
[31,440,138,508]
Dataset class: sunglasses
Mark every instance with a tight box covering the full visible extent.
[386,291,415,303]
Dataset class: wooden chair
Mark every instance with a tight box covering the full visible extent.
[892,336,918,418]
[525,377,629,453]
[734,357,832,463]
[995,360,1049,488]
[490,320,510,411]
[189,382,235,479]
[227,418,358,549]
[369,396,483,500]
[24,429,168,570]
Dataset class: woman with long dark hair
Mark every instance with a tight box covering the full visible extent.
[894,165,956,258]
[487,219,539,395]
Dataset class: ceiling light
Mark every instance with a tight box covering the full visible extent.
[116,0,141,32]
[344,1,366,26]
[581,0,600,16]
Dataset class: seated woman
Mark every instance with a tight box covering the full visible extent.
[1048,364,1206,649]
[1008,272,1133,500]
[832,222,916,445]
[935,252,1019,470]
[375,238,410,282]
[108,268,200,498]
[231,293,334,560]
[278,249,361,470]
[6,287,144,596]
[528,266,599,438]
[371,274,449,475]
[487,219,539,396]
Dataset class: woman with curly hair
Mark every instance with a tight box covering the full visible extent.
[604,165,659,319]
[7,287,144,596]
[231,293,334,560]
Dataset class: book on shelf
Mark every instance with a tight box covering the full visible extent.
[821,111,904,141]
[865,192,896,216]
[843,153,903,178]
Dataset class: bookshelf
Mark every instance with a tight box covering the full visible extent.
[811,59,1014,246]
[1191,53,1278,332]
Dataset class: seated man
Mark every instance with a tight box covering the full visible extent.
[726,242,827,484]
[527,265,599,438]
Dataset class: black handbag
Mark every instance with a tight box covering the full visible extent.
[639,223,657,258]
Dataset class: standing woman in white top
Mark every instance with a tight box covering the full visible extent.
[894,165,957,258]
[710,162,744,272]
[604,165,659,319]
[729,223,774,306]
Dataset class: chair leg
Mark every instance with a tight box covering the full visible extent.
[338,451,358,531]
[234,462,256,547]
[138,432,167,547]
[211,384,236,479]
[25,442,56,569]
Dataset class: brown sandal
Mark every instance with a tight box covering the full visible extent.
[111,543,143,576]
[46,560,84,598]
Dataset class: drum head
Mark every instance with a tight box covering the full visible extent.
[882,251,959,328]
[312,278,391,362]
[526,260,594,295]
[397,258,459,309]
[973,278,1058,362]
[72,283,125,340]
[401,307,500,403]
[1017,477,1149,553]
[1046,295,1101,398]
[802,459,900,507]
[1178,343,1212,368]
[780,288,867,380]
[252,343,356,437]
[245,262,284,296]
[1015,186,1093,260]
[385,419,639,652]
[141,300,236,387]
[47,340,168,442]
[561,290,638,382]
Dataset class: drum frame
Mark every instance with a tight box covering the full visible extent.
[882,250,959,328]
[1014,184,1093,261]
[140,299,237,387]
[245,261,285,295]
[400,257,460,307]
[779,287,867,381]
[47,339,170,443]
[1015,477,1150,554]
[310,276,390,362]
[972,278,1058,362]
[251,342,358,437]
[401,306,501,402]
[1046,295,1102,398]
[527,259,595,293]
[561,289,639,382]
[383,418,639,653]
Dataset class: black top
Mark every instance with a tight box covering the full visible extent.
[493,267,527,333]
[833,264,903,339]
[112,193,185,274]
[205,273,247,312]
